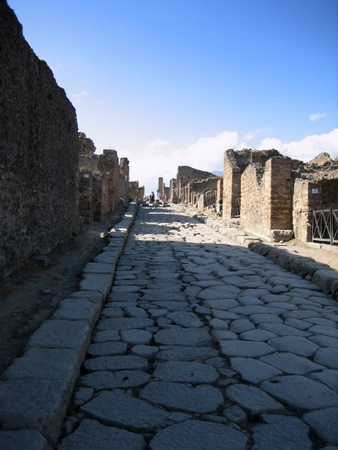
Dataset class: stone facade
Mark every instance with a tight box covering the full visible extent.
[292,154,338,242]
[240,156,292,241]
[78,147,132,224]
[0,1,79,277]
[129,181,145,201]
[222,149,338,243]
[175,166,219,203]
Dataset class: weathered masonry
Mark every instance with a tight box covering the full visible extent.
[171,150,338,245]
[173,166,220,206]
[222,149,338,243]
[0,0,79,277]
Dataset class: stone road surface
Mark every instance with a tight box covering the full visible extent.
[53,205,338,449]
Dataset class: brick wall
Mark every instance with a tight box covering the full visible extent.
[0,1,79,277]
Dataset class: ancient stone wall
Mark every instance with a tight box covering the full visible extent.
[223,150,293,241]
[78,148,131,223]
[169,178,178,202]
[0,1,79,277]
[177,166,218,203]
[129,181,144,201]
[188,178,219,204]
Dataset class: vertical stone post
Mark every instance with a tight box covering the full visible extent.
[265,157,292,230]
[223,150,241,219]
[98,150,119,218]
[158,177,164,197]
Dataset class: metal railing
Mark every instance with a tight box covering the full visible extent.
[312,208,338,245]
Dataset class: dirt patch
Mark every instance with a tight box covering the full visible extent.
[0,209,126,375]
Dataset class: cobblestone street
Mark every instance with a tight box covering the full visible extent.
[56,205,338,449]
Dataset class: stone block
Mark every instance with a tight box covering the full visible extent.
[79,273,113,297]
[0,379,73,445]
[312,269,338,295]
[0,430,51,450]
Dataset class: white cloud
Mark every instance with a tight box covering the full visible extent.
[310,113,328,122]
[128,128,338,193]
[72,91,89,104]
[258,129,338,161]
[243,132,255,141]
[128,131,238,193]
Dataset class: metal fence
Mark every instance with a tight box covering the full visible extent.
[312,208,338,245]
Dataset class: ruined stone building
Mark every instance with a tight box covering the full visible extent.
[78,135,143,223]
[171,166,220,205]
[222,149,338,244]
[174,149,337,246]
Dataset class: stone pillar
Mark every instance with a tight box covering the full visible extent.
[158,177,164,197]
[216,178,223,215]
[98,150,119,218]
[223,150,241,219]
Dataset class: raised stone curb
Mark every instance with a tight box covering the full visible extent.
[0,202,139,446]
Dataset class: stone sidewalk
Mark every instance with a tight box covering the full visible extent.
[1,204,338,449]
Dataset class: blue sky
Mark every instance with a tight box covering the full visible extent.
[8,0,338,193]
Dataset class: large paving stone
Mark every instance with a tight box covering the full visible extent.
[149,301,190,311]
[197,286,240,301]
[154,361,218,383]
[314,347,338,369]
[226,384,284,414]
[231,357,282,384]
[140,381,223,413]
[92,330,119,342]
[26,320,90,351]
[167,311,203,328]
[80,390,169,431]
[204,299,239,309]
[220,340,275,357]
[82,262,115,274]
[249,313,283,325]
[303,407,338,445]
[2,348,82,381]
[258,323,309,337]
[0,379,72,445]
[230,305,286,315]
[150,419,247,450]
[52,297,101,323]
[124,306,149,318]
[83,355,148,372]
[87,341,127,356]
[307,325,338,338]
[267,336,319,356]
[121,329,153,345]
[81,369,150,390]
[96,317,154,331]
[79,273,114,297]
[239,329,277,341]
[260,352,324,375]
[155,346,218,362]
[58,419,145,450]
[154,326,211,347]
[229,318,255,333]
[252,414,312,450]
[0,430,50,450]
[309,369,338,393]
[261,375,338,410]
